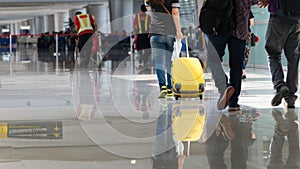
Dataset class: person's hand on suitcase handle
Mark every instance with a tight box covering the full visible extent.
[176,31,183,40]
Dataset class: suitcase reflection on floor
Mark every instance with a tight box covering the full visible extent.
[172,101,206,156]
[152,100,207,169]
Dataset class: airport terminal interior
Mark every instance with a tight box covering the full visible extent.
[0,0,299,168]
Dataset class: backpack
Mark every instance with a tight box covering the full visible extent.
[276,0,300,19]
[199,0,236,36]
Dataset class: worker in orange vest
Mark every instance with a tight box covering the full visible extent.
[74,11,97,68]
[133,4,151,67]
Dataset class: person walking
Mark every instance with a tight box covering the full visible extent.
[74,11,97,68]
[203,0,258,111]
[242,10,255,79]
[259,0,300,109]
[267,108,299,169]
[145,0,183,98]
[133,4,152,67]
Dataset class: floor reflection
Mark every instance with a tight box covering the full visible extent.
[0,46,299,169]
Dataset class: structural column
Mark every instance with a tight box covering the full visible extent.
[109,0,123,33]
[34,16,44,35]
[122,0,133,33]
[14,22,21,35]
[10,24,15,35]
[28,19,35,34]
[43,15,55,33]
[54,12,68,32]
[87,3,110,33]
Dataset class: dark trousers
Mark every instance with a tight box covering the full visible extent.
[267,110,299,169]
[265,16,300,102]
[207,34,246,107]
[204,131,229,169]
[78,33,94,68]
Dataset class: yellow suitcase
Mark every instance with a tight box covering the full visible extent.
[172,101,206,156]
[172,57,205,100]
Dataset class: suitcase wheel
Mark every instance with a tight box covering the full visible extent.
[199,83,205,92]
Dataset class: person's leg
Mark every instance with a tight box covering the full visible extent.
[204,131,229,169]
[207,35,234,110]
[227,36,246,109]
[242,43,250,79]
[206,35,228,95]
[152,107,175,157]
[140,34,151,66]
[267,109,286,169]
[285,109,299,168]
[165,35,175,91]
[78,33,94,68]
[150,35,167,98]
[265,17,291,106]
[136,35,144,66]
[228,114,247,169]
[283,21,300,108]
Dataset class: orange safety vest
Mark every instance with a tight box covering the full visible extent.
[76,14,94,35]
[135,13,150,34]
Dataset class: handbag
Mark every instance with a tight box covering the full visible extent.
[171,38,182,61]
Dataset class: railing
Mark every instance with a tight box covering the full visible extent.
[0,32,135,75]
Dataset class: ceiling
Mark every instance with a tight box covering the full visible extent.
[0,0,106,25]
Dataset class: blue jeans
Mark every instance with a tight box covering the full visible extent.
[152,101,175,158]
[150,35,175,89]
[207,34,245,107]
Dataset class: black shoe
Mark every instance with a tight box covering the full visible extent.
[166,89,173,97]
[272,108,289,133]
[285,99,295,109]
[272,108,284,122]
[271,86,289,106]
[285,108,298,121]
[228,105,241,112]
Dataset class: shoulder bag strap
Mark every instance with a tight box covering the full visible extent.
[160,2,171,15]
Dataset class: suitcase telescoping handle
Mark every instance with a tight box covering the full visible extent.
[185,36,189,58]
[177,140,191,156]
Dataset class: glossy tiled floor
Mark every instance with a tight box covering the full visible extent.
[0,48,299,169]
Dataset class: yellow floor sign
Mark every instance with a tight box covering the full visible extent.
[0,121,62,139]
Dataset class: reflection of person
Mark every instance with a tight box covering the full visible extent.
[204,114,234,169]
[76,71,97,120]
[267,108,299,169]
[134,69,153,119]
[145,0,183,98]
[205,0,257,111]
[204,112,256,169]
[259,0,300,108]
[228,112,256,169]
[133,4,152,67]
[74,11,97,68]
[152,101,179,169]
[66,28,77,70]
